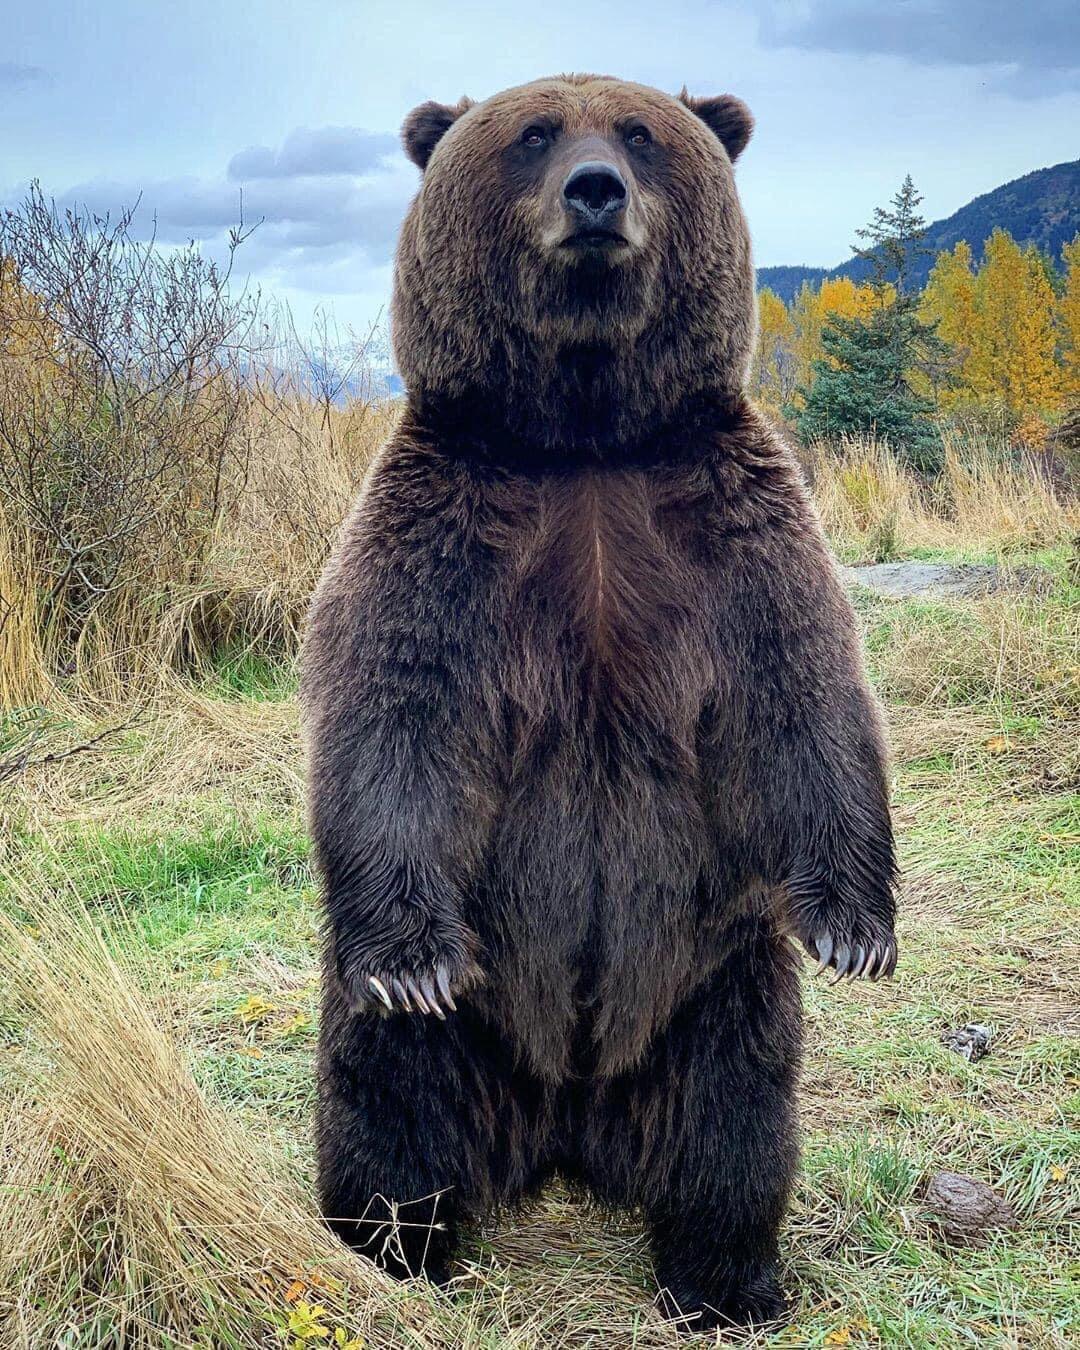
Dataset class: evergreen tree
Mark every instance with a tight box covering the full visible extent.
[853,173,927,296]
[795,308,943,470]
[795,176,949,470]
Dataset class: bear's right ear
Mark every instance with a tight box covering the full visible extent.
[402,97,474,170]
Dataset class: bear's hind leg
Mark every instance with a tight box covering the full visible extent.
[318,1084,460,1284]
[317,988,549,1284]
[583,924,800,1330]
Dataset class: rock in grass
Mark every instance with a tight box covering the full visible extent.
[924,1172,1016,1245]
[942,1023,992,1062]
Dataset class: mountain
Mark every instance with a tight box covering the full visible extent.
[756,159,1080,303]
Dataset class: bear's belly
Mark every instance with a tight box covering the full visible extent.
[479,722,727,1078]
[475,470,730,1078]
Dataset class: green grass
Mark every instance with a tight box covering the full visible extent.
[205,644,300,702]
[1,564,1077,1347]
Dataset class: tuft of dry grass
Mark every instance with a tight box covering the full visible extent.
[811,433,1077,562]
[866,590,1080,717]
[0,871,468,1349]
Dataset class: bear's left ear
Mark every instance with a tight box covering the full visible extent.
[402,96,474,170]
[678,91,754,162]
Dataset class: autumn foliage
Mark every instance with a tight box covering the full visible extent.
[754,227,1080,452]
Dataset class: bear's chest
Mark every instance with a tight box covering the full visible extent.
[498,469,717,729]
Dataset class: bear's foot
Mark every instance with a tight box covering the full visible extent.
[657,1263,788,1333]
[326,1206,457,1286]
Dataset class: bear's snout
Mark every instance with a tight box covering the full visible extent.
[562,160,627,237]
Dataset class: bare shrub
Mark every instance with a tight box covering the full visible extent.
[0,189,389,712]
[0,188,261,701]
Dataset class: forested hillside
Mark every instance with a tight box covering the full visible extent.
[758,159,1080,302]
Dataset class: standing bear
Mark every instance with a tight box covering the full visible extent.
[302,73,897,1330]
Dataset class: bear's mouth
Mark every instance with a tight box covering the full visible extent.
[561,228,627,251]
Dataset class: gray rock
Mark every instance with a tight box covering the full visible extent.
[840,562,1002,600]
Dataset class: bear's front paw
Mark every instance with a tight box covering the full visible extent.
[335,935,483,1020]
[800,920,897,984]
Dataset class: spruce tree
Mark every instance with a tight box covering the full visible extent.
[795,176,950,471]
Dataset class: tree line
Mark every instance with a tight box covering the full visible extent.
[752,177,1080,470]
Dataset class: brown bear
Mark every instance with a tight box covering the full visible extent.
[302,73,897,1331]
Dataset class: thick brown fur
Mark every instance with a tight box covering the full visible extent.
[302,73,896,1331]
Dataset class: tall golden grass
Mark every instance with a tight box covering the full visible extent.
[4,405,1075,713]
[0,389,394,711]
[0,868,466,1348]
[809,432,1076,562]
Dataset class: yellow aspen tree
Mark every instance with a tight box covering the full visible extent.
[970,229,1061,423]
[752,287,795,412]
[968,228,1015,406]
[1059,235,1080,400]
[1012,245,1062,420]
[919,242,978,407]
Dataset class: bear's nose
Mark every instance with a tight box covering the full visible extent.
[562,161,627,225]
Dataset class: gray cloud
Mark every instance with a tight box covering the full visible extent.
[8,128,417,298]
[758,1,1080,97]
[228,126,400,180]
[0,62,49,89]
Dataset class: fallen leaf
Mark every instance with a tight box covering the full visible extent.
[270,1011,313,1039]
[235,994,275,1025]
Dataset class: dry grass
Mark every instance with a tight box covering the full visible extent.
[867,590,1079,716]
[810,433,1077,563]
[2,687,302,836]
[0,389,394,712]
[0,871,463,1349]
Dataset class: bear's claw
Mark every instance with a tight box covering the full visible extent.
[436,964,457,1012]
[367,976,394,1010]
[363,961,463,1018]
[812,931,896,983]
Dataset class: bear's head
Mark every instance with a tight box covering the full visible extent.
[392,74,755,452]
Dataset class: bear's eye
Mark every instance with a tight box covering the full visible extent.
[521,126,549,148]
[626,127,651,148]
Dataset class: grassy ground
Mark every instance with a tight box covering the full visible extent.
[1,512,1078,1345]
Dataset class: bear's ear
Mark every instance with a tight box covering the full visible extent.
[678,91,754,162]
[402,97,474,170]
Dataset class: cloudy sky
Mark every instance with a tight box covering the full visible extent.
[4,1,1079,337]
